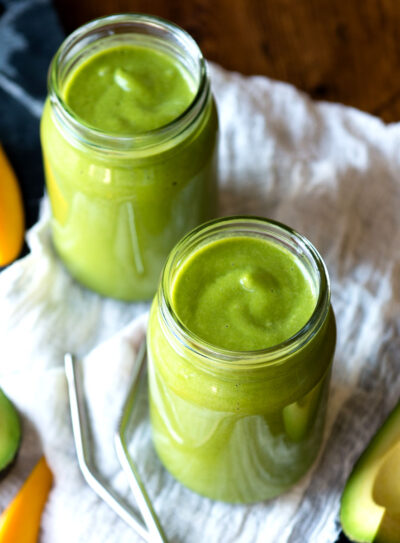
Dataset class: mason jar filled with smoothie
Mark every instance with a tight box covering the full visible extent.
[147,216,336,503]
[41,14,218,300]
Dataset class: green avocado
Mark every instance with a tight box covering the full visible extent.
[340,400,400,543]
[0,389,21,472]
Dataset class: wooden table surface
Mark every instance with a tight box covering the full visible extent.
[53,0,400,123]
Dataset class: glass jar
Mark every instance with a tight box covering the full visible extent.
[147,216,336,503]
[41,14,218,301]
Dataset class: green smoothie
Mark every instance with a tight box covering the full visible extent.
[41,16,218,300]
[172,236,316,351]
[64,45,196,134]
[148,218,336,503]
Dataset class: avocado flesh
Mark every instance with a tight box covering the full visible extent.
[373,441,400,513]
[0,389,21,472]
[340,400,400,543]
[282,379,323,442]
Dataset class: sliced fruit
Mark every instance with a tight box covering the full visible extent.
[340,400,400,543]
[0,456,53,543]
[0,145,25,266]
[0,389,21,472]
[282,379,323,442]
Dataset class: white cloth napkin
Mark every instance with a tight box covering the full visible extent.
[1,62,400,542]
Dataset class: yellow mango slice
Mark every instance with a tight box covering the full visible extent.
[0,456,53,543]
[0,145,25,266]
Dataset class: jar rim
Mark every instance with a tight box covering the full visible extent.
[159,216,331,369]
[47,13,210,152]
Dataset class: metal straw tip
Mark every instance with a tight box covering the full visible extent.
[64,346,167,543]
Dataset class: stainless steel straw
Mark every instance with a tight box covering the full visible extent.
[115,342,167,543]
[65,347,167,543]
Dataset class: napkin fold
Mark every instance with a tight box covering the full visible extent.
[2,58,400,542]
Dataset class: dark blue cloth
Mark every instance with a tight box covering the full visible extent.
[0,0,64,231]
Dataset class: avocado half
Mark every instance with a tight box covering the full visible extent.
[340,400,400,543]
[0,389,21,472]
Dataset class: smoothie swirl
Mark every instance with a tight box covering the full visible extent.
[172,236,317,351]
[64,45,196,134]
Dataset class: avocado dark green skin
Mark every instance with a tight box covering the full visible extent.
[340,400,400,543]
[0,389,21,473]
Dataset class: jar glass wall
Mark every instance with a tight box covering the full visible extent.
[147,217,336,503]
[41,14,218,300]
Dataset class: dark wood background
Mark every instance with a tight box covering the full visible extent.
[53,0,400,123]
